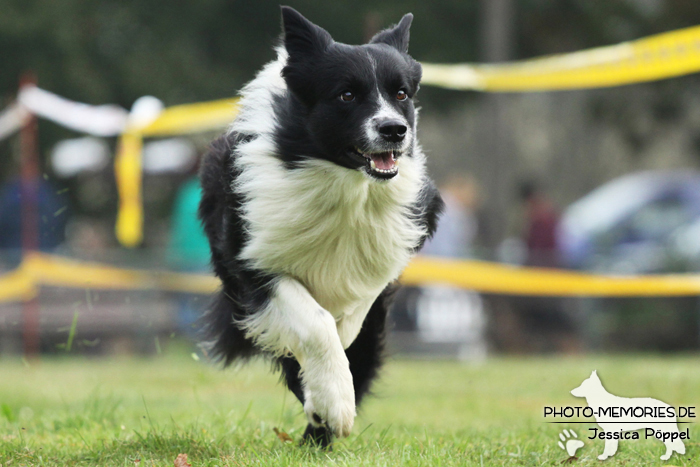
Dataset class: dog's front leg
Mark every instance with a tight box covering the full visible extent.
[241,276,355,438]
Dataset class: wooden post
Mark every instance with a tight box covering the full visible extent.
[19,73,40,357]
[480,0,515,249]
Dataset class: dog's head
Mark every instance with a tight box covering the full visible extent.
[570,370,602,398]
[278,6,422,181]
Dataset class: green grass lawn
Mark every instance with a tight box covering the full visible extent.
[0,346,698,466]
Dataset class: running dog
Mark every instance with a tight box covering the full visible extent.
[198,6,443,447]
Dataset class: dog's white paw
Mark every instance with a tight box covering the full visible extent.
[303,364,356,438]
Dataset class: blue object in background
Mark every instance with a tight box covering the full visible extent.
[558,170,700,273]
[0,177,69,265]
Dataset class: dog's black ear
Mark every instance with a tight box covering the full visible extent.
[281,6,333,57]
[369,13,413,53]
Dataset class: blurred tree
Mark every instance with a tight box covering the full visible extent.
[3,1,698,118]
[0,0,479,109]
[4,1,700,106]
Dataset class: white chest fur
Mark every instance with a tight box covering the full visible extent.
[234,139,426,318]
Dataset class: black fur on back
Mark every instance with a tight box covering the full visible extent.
[197,132,275,366]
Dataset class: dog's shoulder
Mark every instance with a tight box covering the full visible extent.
[198,131,252,217]
[199,133,235,197]
[412,176,445,251]
[198,131,256,273]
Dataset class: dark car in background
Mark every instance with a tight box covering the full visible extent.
[558,170,700,274]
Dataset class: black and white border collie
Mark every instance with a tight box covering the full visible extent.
[198,6,443,447]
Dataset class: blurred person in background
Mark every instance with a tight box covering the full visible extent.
[0,176,69,268]
[421,173,479,258]
[518,179,561,268]
[166,176,210,272]
[512,179,579,352]
[166,173,210,337]
[393,173,487,360]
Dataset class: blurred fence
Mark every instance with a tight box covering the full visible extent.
[3,25,700,356]
[1,253,699,357]
[2,253,700,303]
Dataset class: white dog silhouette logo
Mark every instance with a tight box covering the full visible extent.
[570,370,686,461]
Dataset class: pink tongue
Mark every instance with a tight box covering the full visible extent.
[371,151,395,170]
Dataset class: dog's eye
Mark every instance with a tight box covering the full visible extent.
[396,90,408,101]
[340,91,355,102]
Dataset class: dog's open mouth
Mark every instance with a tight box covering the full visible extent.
[350,148,400,180]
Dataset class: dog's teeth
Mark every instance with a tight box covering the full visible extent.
[370,160,377,169]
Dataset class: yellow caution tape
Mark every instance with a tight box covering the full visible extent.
[1,253,700,304]
[0,252,218,303]
[115,98,240,247]
[402,257,700,297]
[140,98,239,137]
[114,131,143,248]
[0,269,37,302]
[23,253,218,293]
[421,25,700,91]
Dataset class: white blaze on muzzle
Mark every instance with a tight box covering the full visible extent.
[363,95,412,152]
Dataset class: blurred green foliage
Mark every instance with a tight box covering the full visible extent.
[2,0,700,111]
[0,0,476,109]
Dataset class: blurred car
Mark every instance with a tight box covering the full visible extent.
[558,170,700,273]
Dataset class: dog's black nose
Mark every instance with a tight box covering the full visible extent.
[377,119,407,143]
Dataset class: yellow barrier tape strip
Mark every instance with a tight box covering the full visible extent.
[0,269,38,302]
[115,98,240,247]
[140,98,240,137]
[23,253,218,294]
[421,25,700,91]
[402,256,700,297]
[114,131,144,248]
[1,253,700,304]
